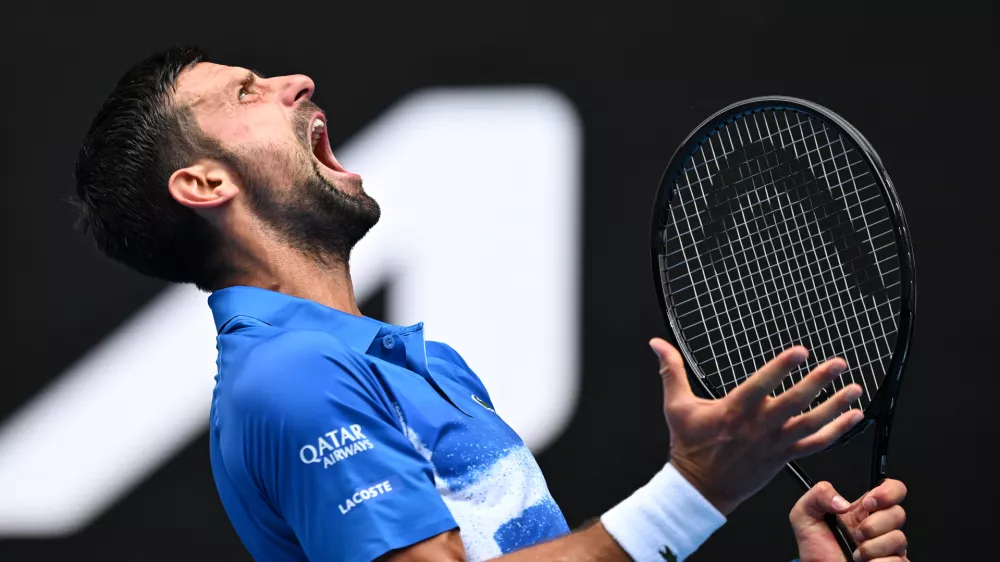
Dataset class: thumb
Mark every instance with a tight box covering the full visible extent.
[649,338,691,405]
[790,481,852,527]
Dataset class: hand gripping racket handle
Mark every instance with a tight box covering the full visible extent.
[784,462,858,559]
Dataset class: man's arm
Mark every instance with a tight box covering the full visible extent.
[384,340,865,562]
[389,481,913,562]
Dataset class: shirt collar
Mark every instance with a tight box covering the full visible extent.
[208,285,385,353]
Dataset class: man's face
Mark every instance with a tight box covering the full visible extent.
[173,62,380,260]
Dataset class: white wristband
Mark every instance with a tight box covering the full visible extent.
[600,463,726,562]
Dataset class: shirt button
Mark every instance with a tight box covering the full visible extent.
[382,335,395,349]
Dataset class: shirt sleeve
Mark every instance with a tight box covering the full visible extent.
[226,331,458,562]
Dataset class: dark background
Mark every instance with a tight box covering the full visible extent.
[2,1,996,560]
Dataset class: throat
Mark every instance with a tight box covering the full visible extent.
[219,233,362,317]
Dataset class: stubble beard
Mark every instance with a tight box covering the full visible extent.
[234,142,381,266]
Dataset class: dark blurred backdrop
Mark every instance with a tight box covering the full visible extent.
[1,1,996,560]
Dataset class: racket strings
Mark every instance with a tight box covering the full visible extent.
[663,177,884,267]
[660,109,901,412]
[669,231,899,316]
[669,140,867,246]
[684,291,902,357]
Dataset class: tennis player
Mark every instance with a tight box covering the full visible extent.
[73,47,909,562]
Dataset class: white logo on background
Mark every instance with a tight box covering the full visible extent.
[299,424,375,468]
[0,87,582,537]
[338,480,394,515]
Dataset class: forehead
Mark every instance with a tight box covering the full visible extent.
[173,62,246,108]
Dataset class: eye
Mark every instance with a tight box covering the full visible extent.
[237,73,257,102]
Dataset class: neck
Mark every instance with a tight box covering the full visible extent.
[219,235,362,317]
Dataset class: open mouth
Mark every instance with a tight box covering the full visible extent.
[307,113,350,174]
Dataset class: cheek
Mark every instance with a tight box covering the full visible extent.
[198,108,255,146]
[215,111,303,162]
[243,139,313,189]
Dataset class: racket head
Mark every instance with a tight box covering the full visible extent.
[650,97,916,447]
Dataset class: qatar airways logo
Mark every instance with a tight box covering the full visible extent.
[299,424,374,469]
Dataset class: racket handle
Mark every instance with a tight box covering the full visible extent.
[823,511,858,558]
[784,462,858,559]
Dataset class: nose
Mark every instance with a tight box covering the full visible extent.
[277,74,315,107]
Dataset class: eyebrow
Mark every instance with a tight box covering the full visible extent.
[228,68,268,91]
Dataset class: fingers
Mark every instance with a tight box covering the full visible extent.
[788,409,865,457]
[727,346,809,406]
[782,383,865,443]
[852,482,908,561]
[853,529,907,561]
[854,505,906,542]
[649,338,692,407]
[768,358,852,421]
[789,481,851,529]
[859,479,908,513]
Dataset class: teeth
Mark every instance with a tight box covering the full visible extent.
[310,118,325,148]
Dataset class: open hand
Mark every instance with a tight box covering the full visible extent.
[650,338,864,515]
[790,479,908,561]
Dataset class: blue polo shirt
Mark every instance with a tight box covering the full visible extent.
[208,286,569,562]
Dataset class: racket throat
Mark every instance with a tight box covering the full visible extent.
[870,417,893,488]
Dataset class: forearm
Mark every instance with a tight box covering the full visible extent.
[491,522,630,562]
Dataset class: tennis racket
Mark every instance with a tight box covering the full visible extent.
[649,97,915,558]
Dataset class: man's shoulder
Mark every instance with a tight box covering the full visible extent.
[425,340,493,400]
[425,340,470,369]
[218,324,375,416]
[221,321,365,370]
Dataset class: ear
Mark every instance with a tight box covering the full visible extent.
[168,159,240,209]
